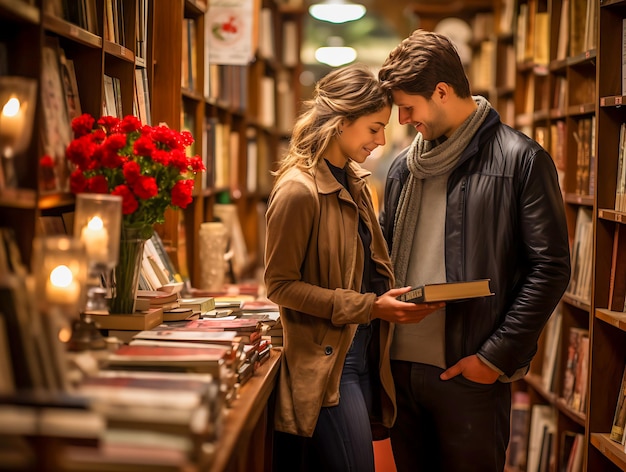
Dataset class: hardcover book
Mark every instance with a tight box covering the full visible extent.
[397,279,494,303]
[178,296,215,313]
[87,307,164,331]
[104,344,228,376]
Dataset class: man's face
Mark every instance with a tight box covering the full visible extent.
[391,89,449,141]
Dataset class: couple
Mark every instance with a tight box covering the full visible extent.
[264,29,571,472]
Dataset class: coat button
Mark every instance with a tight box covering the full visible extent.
[324,346,333,355]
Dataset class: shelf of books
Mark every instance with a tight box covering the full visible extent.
[586,1,626,470]
[503,0,600,470]
[151,0,303,288]
[0,0,292,470]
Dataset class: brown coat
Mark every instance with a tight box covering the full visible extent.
[264,160,396,437]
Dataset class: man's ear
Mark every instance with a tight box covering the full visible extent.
[434,82,451,103]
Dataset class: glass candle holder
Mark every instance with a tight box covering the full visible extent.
[73,193,122,312]
[32,235,88,317]
[0,76,37,188]
[74,193,122,267]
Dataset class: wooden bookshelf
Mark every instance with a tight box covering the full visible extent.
[504,0,626,470]
[0,0,303,288]
[150,0,303,288]
[0,0,299,467]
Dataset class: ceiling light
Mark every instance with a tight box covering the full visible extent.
[315,46,357,66]
[309,0,366,24]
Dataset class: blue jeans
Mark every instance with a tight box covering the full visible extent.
[273,324,375,472]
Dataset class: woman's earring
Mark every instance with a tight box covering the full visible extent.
[338,129,343,135]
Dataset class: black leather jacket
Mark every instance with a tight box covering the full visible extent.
[380,109,571,378]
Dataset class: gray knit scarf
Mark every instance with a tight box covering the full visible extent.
[391,96,492,286]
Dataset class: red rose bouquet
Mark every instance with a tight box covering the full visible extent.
[65,113,204,238]
[58,113,205,313]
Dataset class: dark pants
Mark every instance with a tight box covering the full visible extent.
[390,360,511,472]
[273,324,375,472]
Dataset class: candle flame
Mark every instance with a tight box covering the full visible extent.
[49,265,74,288]
[87,216,104,231]
[2,97,20,117]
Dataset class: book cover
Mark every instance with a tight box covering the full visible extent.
[608,224,626,311]
[610,365,626,443]
[184,318,259,332]
[132,329,238,344]
[88,307,163,331]
[105,344,227,375]
[397,279,493,303]
[162,307,196,322]
[179,296,215,313]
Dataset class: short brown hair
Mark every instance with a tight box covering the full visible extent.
[378,29,471,99]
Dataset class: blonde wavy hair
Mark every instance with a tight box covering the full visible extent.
[274,63,391,179]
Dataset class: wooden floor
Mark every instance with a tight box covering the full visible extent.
[374,438,397,472]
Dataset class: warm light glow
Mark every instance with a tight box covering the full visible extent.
[2,97,20,117]
[81,215,110,263]
[309,0,366,23]
[88,215,104,231]
[315,46,357,66]
[47,264,81,305]
[50,264,74,288]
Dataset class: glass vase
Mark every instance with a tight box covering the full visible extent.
[108,226,149,314]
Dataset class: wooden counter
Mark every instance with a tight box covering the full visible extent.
[209,348,282,472]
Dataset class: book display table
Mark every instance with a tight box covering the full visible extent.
[210,348,282,472]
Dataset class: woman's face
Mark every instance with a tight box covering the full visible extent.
[327,105,391,167]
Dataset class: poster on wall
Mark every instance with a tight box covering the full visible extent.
[207,0,254,66]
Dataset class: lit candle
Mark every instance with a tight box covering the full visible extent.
[80,216,110,263]
[0,97,25,149]
[46,264,80,305]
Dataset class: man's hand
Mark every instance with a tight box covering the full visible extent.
[372,286,444,324]
[440,354,499,384]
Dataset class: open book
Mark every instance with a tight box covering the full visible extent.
[397,279,494,303]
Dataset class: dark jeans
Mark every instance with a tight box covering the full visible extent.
[390,360,511,472]
[273,324,375,472]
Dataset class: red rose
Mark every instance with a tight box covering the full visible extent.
[133,175,158,200]
[66,135,97,169]
[169,149,189,172]
[70,169,87,193]
[97,116,120,132]
[71,113,95,137]
[119,115,142,133]
[112,185,139,215]
[171,179,194,208]
[133,134,156,157]
[151,149,171,166]
[87,175,109,193]
[189,155,205,173]
[122,160,141,185]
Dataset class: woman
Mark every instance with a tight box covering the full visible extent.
[264,63,440,472]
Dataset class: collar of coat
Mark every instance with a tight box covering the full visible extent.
[313,159,371,196]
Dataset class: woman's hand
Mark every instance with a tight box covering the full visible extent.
[372,286,444,324]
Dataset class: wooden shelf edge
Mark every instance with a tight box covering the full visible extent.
[590,432,626,470]
[600,0,626,8]
[0,0,39,24]
[598,208,626,223]
[524,372,557,403]
[562,292,591,311]
[555,397,586,426]
[103,41,135,63]
[564,193,594,206]
[43,13,101,49]
[596,308,626,332]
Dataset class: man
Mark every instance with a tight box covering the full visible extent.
[378,29,571,471]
